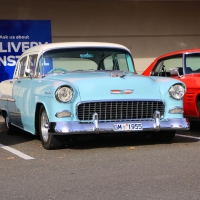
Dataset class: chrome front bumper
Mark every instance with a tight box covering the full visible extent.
[48,114,189,135]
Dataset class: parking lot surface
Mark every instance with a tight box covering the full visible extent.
[0,117,200,200]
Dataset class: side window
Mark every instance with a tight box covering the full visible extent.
[185,53,200,74]
[19,56,27,78]
[27,54,38,76]
[152,56,182,77]
[13,62,20,78]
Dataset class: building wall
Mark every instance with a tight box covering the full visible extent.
[1,0,200,73]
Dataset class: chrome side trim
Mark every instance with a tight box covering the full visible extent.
[0,98,7,101]
[48,118,189,135]
[0,98,15,102]
[7,98,16,102]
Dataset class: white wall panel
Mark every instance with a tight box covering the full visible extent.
[1,0,200,73]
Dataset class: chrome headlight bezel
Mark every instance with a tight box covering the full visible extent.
[169,83,185,100]
[55,86,73,103]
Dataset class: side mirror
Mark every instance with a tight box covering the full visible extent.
[170,68,181,78]
[25,69,33,78]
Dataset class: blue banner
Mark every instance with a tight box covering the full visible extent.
[0,20,51,82]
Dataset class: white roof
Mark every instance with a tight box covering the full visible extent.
[23,42,130,55]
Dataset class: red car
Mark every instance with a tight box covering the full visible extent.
[142,48,200,123]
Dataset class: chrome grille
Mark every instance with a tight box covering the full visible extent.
[77,101,165,121]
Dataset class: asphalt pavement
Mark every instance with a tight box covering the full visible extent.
[0,116,200,200]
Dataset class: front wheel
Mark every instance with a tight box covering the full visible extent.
[150,131,176,143]
[38,105,64,150]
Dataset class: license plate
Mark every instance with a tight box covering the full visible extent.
[114,123,143,131]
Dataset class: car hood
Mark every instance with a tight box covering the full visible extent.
[46,72,169,101]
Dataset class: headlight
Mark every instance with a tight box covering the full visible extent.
[55,86,73,102]
[169,84,185,100]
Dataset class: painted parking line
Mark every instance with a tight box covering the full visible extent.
[0,144,35,160]
[176,134,200,140]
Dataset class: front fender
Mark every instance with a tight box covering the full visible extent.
[30,79,81,122]
[149,76,186,118]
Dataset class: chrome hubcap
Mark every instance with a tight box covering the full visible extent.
[5,115,9,129]
[41,110,49,142]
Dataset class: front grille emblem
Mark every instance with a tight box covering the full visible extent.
[111,90,133,94]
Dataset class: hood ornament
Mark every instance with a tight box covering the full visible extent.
[110,71,126,78]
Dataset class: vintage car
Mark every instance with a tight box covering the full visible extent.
[0,42,189,149]
[142,48,200,124]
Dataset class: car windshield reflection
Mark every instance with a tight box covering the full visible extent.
[38,48,134,75]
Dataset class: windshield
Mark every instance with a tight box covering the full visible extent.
[38,47,134,75]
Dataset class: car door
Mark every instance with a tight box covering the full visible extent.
[13,56,27,127]
[0,57,23,124]
[13,54,38,129]
[0,78,18,123]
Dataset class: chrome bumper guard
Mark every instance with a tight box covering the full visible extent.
[49,111,190,135]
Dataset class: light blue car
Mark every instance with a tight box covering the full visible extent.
[0,42,189,149]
